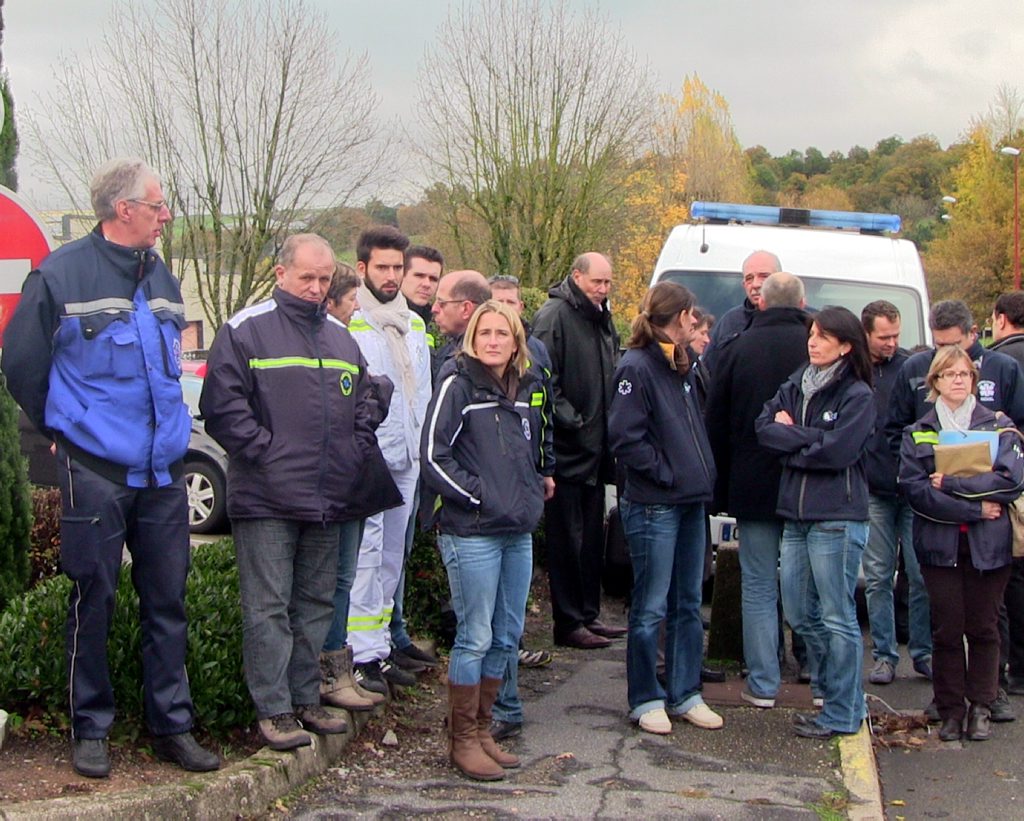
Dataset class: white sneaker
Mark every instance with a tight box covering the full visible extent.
[680,702,724,730]
[741,688,776,709]
[637,707,672,735]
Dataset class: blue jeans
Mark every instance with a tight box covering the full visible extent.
[233,518,341,717]
[781,520,868,734]
[323,519,365,652]
[620,500,707,719]
[440,532,533,686]
[864,495,931,664]
[493,646,523,724]
[389,485,420,651]
[737,518,784,699]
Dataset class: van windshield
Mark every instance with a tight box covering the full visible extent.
[657,270,928,350]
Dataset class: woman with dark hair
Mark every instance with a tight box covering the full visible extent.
[420,300,555,780]
[755,306,876,739]
[608,281,722,735]
[899,345,1024,742]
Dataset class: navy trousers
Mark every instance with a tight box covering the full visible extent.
[58,449,194,739]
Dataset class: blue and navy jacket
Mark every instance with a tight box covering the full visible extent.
[899,406,1024,570]
[199,287,401,523]
[885,340,1024,455]
[2,225,190,488]
[755,364,875,522]
[608,341,716,506]
[420,355,550,537]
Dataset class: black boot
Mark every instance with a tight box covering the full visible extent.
[938,716,962,742]
[966,704,991,741]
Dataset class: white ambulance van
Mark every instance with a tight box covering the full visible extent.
[649,201,931,549]
[650,201,931,349]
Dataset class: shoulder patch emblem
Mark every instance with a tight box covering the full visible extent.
[822,410,838,422]
[522,418,532,440]
[340,372,354,396]
[978,379,996,403]
[617,379,632,396]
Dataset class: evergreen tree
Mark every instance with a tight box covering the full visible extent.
[0,0,16,190]
[0,375,33,611]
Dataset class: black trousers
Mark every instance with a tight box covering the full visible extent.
[545,480,605,637]
[923,542,1011,722]
[59,450,194,739]
[998,557,1024,682]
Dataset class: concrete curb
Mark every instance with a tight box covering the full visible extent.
[838,722,884,821]
[0,708,376,821]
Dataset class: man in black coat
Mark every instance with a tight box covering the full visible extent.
[532,252,622,649]
[705,272,808,708]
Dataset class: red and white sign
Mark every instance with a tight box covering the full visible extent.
[0,186,55,347]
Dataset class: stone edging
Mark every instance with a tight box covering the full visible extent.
[839,722,884,820]
[0,709,376,821]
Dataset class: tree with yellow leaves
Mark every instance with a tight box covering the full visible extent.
[614,75,749,321]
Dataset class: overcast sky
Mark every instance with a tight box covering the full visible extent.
[4,0,1023,209]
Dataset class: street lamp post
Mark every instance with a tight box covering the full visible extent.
[1001,146,1021,290]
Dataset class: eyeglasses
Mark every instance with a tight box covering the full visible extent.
[128,198,170,212]
[938,370,972,382]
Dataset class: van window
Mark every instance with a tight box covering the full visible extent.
[657,270,927,350]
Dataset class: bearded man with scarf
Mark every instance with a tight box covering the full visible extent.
[347,227,433,692]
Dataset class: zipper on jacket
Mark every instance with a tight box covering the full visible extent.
[683,387,712,485]
[798,475,807,520]
[846,467,852,502]
[313,329,330,523]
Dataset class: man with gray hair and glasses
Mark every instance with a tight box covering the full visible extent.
[3,157,219,778]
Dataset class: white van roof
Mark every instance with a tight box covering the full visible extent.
[653,222,925,287]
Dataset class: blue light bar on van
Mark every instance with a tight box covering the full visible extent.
[690,201,901,233]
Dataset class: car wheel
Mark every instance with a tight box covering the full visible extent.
[184,459,227,534]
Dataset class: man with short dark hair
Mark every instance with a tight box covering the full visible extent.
[346,226,434,692]
[705,272,808,708]
[886,298,1024,721]
[702,250,782,369]
[860,300,931,686]
[401,245,444,328]
[3,158,219,779]
[532,252,623,649]
[990,292,1024,699]
[991,292,1024,368]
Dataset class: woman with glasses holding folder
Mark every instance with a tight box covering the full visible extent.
[899,345,1024,743]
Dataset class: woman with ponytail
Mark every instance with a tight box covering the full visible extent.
[608,282,722,735]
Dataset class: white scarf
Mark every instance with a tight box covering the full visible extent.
[357,284,416,406]
[935,393,976,432]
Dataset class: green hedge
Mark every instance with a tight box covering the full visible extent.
[0,377,32,611]
[0,539,252,737]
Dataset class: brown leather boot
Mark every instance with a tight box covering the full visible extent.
[346,646,385,705]
[320,650,377,712]
[448,681,504,781]
[477,677,521,768]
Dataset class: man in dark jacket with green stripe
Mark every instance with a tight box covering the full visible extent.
[201,234,394,751]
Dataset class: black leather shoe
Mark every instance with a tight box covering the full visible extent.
[793,721,838,740]
[924,700,941,724]
[700,665,726,683]
[938,717,963,742]
[585,620,628,639]
[990,688,1016,722]
[966,704,992,741]
[555,626,611,649]
[390,647,428,673]
[489,719,523,741]
[380,657,417,687]
[152,732,220,772]
[72,738,111,778]
[398,643,440,668]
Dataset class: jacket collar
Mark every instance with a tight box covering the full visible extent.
[272,286,327,326]
[457,353,537,398]
[749,305,808,329]
[89,223,159,283]
[550,275,611,325]
[917,402,998,431]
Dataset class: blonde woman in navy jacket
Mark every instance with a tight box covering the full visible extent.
[756,306,875,740]
[421,300,554,782]
[608,282,721,736]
